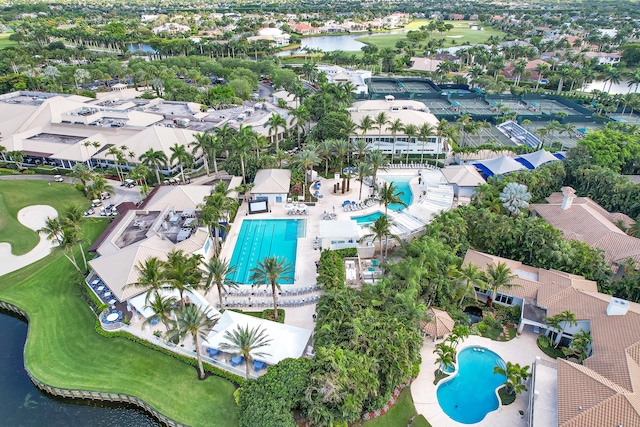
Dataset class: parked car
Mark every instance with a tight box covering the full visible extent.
[92,199,102,207]
[84,207,95,216]
[123,179,135,188]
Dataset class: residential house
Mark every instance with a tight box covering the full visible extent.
[583,51,621,65]
[530,187,639,272]
[152,23,191,35]
[463,249,640,427]
[440,165,486,198]
[247,27,291,47]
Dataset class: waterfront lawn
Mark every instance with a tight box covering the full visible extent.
[0,220,238,427]
[359,20,505,49]
[0,181,90,255]
[361,388,431,427]
[0,33,17,49]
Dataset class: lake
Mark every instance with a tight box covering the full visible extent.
[584,80,638,95]
[278,30,407,55]
[0,311,160,427]
[127,43,157,53]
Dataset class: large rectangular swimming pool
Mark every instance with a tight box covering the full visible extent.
[227,219,305,285]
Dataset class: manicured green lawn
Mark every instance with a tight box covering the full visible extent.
[0,220,239,427]
[0,33,17,49]
[0,181,90,255]
[359,20,505,49]
[361,388,431,427]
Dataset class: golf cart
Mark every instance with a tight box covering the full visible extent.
[92,199,102,207]
[53,175,63,182]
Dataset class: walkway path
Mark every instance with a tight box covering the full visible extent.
[411,330,555,427]
[0,205,58,276]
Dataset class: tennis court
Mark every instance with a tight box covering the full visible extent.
[530,99,583,116]
[456,99,493,115]
[401,80,438,93]
[370,80,404,93]
[461,125,516,148]
[423,99,456,115]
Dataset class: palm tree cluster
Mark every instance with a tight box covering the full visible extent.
[38,205,90,274]
[493,361,531,396]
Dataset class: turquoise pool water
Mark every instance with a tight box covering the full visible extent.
[379,175,413,211]
[227,219,304,285]
[354,211,384,225]
[437,347,506,424]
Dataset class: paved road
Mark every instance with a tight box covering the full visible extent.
[258,82,274,99]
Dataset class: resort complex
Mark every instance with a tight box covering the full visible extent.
[2,1,640,426]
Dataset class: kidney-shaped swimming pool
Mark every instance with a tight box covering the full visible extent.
[436,346,506,424]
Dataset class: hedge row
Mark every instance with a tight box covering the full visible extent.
[316,248,356,290]
[94,321,245,386]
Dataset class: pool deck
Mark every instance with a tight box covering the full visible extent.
[411,329,557,427]
[213,168,445,331]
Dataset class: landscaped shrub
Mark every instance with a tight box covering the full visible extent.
[495,305,521,325]
[316,249,346,290]
[236,358,311,427]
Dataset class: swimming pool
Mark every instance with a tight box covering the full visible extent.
[379,175,414,211]
[353,211,384,225]
[437,347,506,424]
[227,219,305,285]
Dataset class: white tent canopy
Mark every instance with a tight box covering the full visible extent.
[515,149,560,169]
[473,155,527,177]
[204,310,312,366]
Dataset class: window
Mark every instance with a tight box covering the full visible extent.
[495,293,513,305]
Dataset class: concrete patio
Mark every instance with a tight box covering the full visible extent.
[411,329,557,427]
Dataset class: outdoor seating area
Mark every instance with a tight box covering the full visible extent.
[221,294,321,309]
[385,162,439,170]
[88,277,120,307]
[284,203,309,215]
[342,200,367,211]
[102,309,124,325]
[223,285,321,298]
[320,210,337,220]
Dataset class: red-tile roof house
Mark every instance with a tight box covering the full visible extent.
[531,187,639,272]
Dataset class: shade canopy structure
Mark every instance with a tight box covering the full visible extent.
[420,307,455,341]
[204,310,312,366]
[473,155,527,177]
[515,149,560,170]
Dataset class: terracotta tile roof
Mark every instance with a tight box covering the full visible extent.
[420,307,455,338]
[531,191,640,268]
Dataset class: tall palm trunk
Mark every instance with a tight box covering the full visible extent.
[154,167,161,186]
[271,281,279,321]
[193,333,205,378]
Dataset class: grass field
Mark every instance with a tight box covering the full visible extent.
[361,388,431,427]
[0,218,239,427]
[0,33,17,49]
[0,181,90,255]
[357,20,505,49]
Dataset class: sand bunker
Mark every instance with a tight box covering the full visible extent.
[0,205,58,277]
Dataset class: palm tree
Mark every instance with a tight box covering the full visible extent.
[190,131,215,176]
[293,148,321,200]
[126,257,167,303]
[139,148,168,185]
[232,125,254,184]
[249,256,294,321]
[6,150,24,171]
[499,182,532,216]
[202,256,238,309]
[373,112,389,150]
[403,123,418,164]
[332,139,350,177]
[378,181,407,216]
[563,329,592,363]
[545,310,577,349]
[316,139,334,176]
[166,304,218,379]
[361,215,401,260]
[69,163,95,197]
[266,113,287,152]
[38,216,63,246]
[388,119,404,161]
[485,262,518,307]
[169,143,192,183]
[604,67,622,94]
[627,69,640,94]
[434,343,456,374]
[418,123,435,164]
[163,250,204,307]
[289,105,309,148]
[106,145,123,181]
[457,262,486,308]
[57,226,84,274]
[493,362,530,396]
[143,293,177,332]
[556,66,572,93]
[535,63,549,90]
[358,115,375,146]
[367,149,387,191]
[356,161,373,201]
[218,324,272,379]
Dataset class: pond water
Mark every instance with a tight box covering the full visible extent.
[127,43,157,53]
[463,306,483,325]
[584,80,637,95]
[0,311,161,427]
[278,30,407,55]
